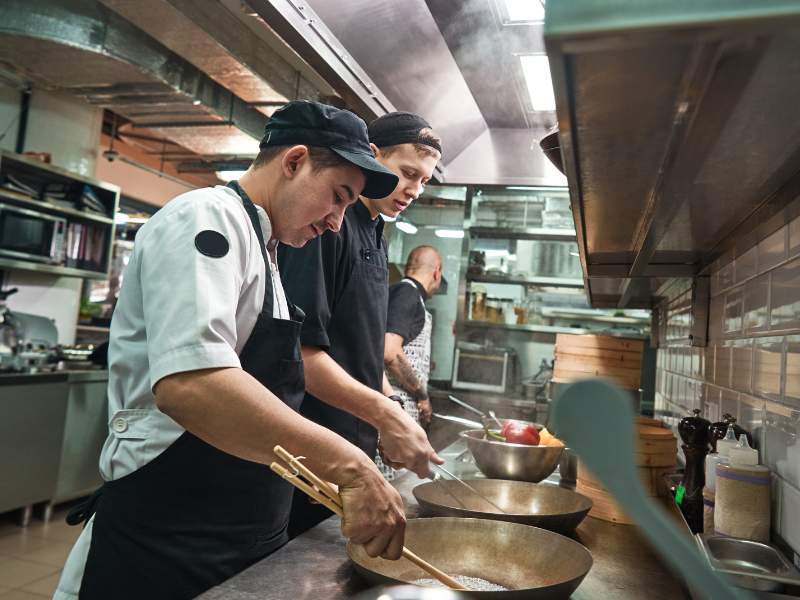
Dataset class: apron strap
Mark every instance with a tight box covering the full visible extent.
[227,181,275,318]
[66,486,103,527]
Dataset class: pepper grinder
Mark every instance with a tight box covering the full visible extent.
[678,409,711,533]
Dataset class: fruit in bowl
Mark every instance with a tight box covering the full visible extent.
[484,420,565,447]
[501,421,540,445]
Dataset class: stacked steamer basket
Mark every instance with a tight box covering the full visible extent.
[576,418,677,523]
[553,334,675,523]
[553,333,644,391]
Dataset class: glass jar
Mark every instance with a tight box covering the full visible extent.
[485,297,501,323]
[514,301,527,324]
[470,285,487,321]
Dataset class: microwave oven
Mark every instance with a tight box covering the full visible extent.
[451,346,517,394]
[0,203,67,264]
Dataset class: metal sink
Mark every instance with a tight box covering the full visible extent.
[699,535,800,592]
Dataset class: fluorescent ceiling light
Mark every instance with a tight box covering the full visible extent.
[506,186,538,191]
[520,54,556,111]
[380,214,397,222]
[396,221,418,234]
[216,170,247,182]
[504,0,545,23]
[114,212,129,225]
[435,229,465,239]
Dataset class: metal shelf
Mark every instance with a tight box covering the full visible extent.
[467,274,584,288]
[75,325,110,333]
[459,320,591,335]
[0,188,114,225]
[468,227,576,242]
[0,257,109,280]
[539,306,651,325]
[546,0,800,308]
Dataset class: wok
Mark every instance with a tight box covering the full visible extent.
[460,430,563,483]
[412,479,591,534]
[347,517,592,599]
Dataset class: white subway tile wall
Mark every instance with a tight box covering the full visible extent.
[654,218,800,554]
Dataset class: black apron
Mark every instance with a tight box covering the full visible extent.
[72,181,306,600]
[288,205,389,538]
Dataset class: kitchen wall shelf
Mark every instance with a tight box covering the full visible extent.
[0,257,110,280]
[469,227,576,242]
[75,324,110,333]
[459,320,591,335]
[0,188,114,226]
[0,151,120,279]
[467,274,584,288]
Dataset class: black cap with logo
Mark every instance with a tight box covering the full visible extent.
[260,101,398,199]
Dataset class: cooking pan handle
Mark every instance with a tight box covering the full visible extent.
[447,394,486,418]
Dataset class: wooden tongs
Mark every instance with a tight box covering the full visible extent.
[270,445,467,590]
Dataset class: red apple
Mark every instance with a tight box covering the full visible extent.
[500,420,540,445]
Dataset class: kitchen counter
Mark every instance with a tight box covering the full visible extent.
[198,438,686,600]
[0,368,108,517]
[0,368,107,386]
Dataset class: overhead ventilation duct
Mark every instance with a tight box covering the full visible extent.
[95,0,334,114]
[0,0,268,157]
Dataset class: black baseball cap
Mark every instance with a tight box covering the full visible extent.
[368,111,442,154]
[260,100,399,199]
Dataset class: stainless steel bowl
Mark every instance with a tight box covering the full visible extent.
[460,430,563,483]
[347,517,592,599]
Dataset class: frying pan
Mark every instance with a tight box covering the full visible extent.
[347,518,592,599]
[413,479,591,534]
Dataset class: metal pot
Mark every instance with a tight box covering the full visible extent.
[460,430,563,482]
[347,517,592,599]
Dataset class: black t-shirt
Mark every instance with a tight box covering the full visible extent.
[386,277,428,345]
[277,200,388,456]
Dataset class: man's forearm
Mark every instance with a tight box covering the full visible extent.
[155,367,372,486]
[385,350,427,401]
[302,345,396,428]
[382,372,394,397]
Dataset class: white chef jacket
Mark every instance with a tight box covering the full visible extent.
[55,184,291,600]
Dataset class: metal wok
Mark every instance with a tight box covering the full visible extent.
[412,479,592,534]
[347,517,592,599]
[460,430,563,483]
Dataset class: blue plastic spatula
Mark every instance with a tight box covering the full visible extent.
[550,378,750,600]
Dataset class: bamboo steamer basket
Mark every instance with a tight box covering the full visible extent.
[554,333,644,390]
[577,421,676,524]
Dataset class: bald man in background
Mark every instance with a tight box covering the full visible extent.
[382,246,442,445]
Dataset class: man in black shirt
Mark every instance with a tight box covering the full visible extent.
[384,246,443,427]
[278,112,443,536]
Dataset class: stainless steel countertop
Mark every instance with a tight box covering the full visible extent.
[198,438,687,600]
[0,369,107,385]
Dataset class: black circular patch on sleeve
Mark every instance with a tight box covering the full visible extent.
[194,230,229,258]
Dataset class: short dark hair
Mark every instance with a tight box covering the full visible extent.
[377,127,442,160]
[251,145,350,171]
